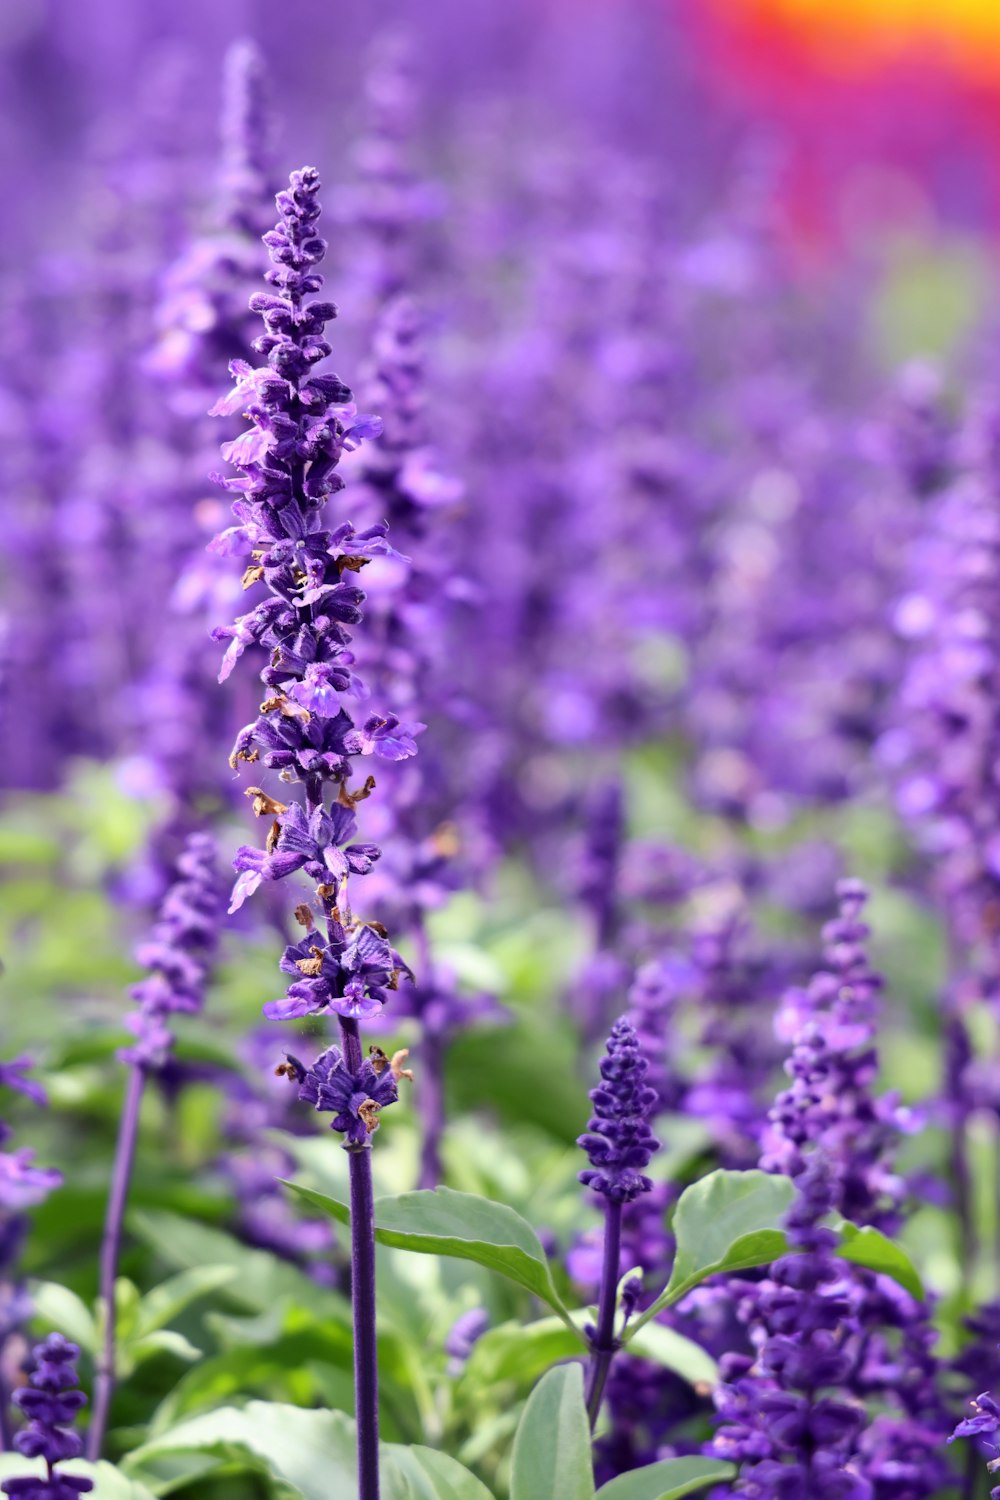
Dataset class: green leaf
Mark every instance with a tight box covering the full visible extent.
[626,1322,720,1391]
[128,1328,203,1366]
[135,1265,237,1336]
[285,1182,576,1329]
[595,1457,736,1500]
[0,1456,157,1500]
[462,1319,587,1392]
[384,1445,496,1500]
[629,1171,796,1335]
[462,1315,716,1397]
[128,1401,494,1500]
[836,1223,923,1300]
[130,1210,351,1325]
[126,1403,356,1500]
[510,1365,594,1500]
[29,1281,98,1351]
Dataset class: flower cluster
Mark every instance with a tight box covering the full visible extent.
[578,1018,659,1205]
[211,165,413,1041]
[120,832,222,1071]
[710,882,951,1498]
[712,1155,871,1498]
[281,1043,409,1148]
[760,879,907,1230]
[950,1390,1000,1497]
[1,1334,91,1500]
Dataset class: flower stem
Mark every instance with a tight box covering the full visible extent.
[88,1063,145,1462]
[340,1017,381,1500]
[584,1197,622,1429]
[417,1030,444,1190]
[412,918,445,1190]
[0,1354,11,1451]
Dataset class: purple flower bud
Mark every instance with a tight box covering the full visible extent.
[578,1018,659,1206]
[2,1333,92,1497]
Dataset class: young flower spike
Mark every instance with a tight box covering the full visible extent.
[89,834,221,1462]
[579,1016,659,1427]
[579,1016,660,1206]
[1,1333,92,1500]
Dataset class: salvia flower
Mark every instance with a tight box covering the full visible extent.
[210,168,405,978]
[266,916,408,1022]
[949,1391,1000,1498]
[578,1017,660,1205]
[120,832,222,1071]
[281,1044,403,1146]
[1,1333,92,1500]
[760,878,907,1230]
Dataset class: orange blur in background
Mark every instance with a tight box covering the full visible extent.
[712,0,1000,82]
[694,0,1000,243]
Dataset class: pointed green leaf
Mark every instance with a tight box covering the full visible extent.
[628,1171,795,1336]
[595,1456,736,1500]
[128,1328,203,1366]
[510,1365,594,1500]
[29,1281,98,1352]
[285,1181,576,1329]
[135,1265,237,1336]
[836,1223,923,1300]
[125,1403,359,1499]
[384,1445,496,1500]
[626,1322,720,1391]
[126,1401,494,1500]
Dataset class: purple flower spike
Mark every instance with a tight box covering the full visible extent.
[1,1333,93,1500]
[578,1017,660,1206]
[579,1016,660,1431]
[121,832,223,1071]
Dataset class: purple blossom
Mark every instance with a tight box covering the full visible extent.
[121,832,223,1070]
[578,1017,659,1206]
[1,1334,92,1500]
[282,1044,400,1147]
[760,879,908,1231]
[265,916,407,1022]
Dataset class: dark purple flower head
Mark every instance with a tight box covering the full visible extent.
[121,832,222,1070]
[282,1043,400,1146]
[2,1333,93,1497]
[265,916,408,1023]
[950,1390,1000,1442]
[578,1017,659,1204]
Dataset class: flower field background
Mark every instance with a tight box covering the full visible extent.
[3,1,1000,1497]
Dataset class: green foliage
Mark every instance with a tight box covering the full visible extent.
[837,1223,924,1301]
[509,1366,594,1500]
[594,1458,736,1500]
[127,1402,495,1500]
[284,1182,578,1330]
[628,1170,796,1334]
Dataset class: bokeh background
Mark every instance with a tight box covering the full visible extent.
[5,0,1000,1493]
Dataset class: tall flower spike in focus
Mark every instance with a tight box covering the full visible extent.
[211,165,409,1500]
[578,1016,659,1428]
[1,1333,92,1500]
